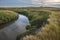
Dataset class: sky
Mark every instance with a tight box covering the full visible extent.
[0,0,60,7]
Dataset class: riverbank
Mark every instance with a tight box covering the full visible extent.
[0,10,18,29]
[16,10,50,40]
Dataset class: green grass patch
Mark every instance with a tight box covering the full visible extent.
[0,10,18,29]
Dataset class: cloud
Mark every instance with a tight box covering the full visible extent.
[31,0,60,6]
[30,0,44,7]
[30,0,60,7]
[31,0,41,4]
[0,0,60,7]
[0,0,32,7]
[45,0,60,2]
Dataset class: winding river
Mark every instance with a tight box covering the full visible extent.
[0,14,29,40]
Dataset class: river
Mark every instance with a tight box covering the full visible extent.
[0,14,29,40]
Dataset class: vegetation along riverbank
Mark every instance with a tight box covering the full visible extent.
[15,8,60,40]
[0,10,18,29]
[0,7,60,40]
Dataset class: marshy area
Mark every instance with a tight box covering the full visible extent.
[0,7,60,40]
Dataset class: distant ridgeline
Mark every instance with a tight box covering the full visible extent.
[0,10,18,29]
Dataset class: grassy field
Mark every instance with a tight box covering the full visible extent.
[0,7,60,40]
[0,10,18,29]
[22,9,60,40]
[16,10,50,40]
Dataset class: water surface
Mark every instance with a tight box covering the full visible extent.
[0,14,29,40]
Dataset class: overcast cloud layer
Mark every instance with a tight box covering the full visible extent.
[0,0,60,7]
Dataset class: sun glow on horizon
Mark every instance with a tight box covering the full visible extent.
[46,0,60,2]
